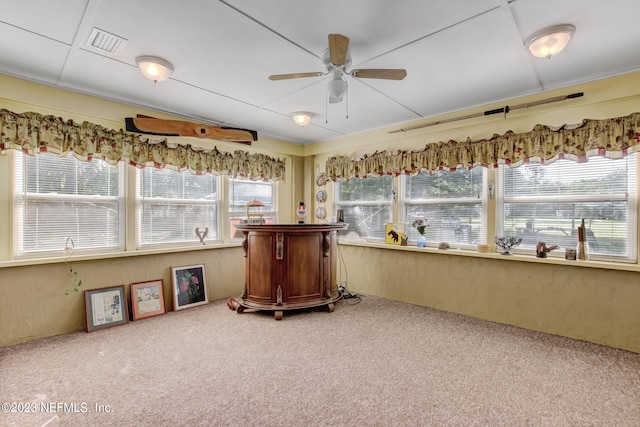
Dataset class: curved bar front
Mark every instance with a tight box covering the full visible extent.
[233,223,347,320]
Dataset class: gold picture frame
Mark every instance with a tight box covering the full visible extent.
[130,279,166,320]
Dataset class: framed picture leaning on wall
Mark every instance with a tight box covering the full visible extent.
[84,285,129,332]
[130,279,166,320]
[171,264,209,311]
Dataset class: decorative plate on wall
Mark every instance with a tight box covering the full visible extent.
[316,172,327,186]
[315,206,327,220]
[316,190,327,202]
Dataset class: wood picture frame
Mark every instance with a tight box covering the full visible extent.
[130,279,166,320]
[171,264,208,311]
[84,285,129,332]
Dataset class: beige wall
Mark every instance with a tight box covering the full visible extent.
[0,248,245,347]
[0,75,303,347]
[308,72,640,353]
[305,71,640,160]
[2,72,640,352]
[339,244,640,353]
[305,72,640,235]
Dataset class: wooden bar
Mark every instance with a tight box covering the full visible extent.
[233,223,347,320]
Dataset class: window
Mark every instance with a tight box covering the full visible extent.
[402,169,486,246]
[229,178,276,236]
[137,168,219,248]
[13,152,124,258]
[497,155,637,261]
[336,176,393,240]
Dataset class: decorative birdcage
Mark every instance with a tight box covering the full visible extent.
[245,199,265,224]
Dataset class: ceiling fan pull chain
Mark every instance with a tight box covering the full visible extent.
[325,89,329,124]
[345,90,349,120]
[325,85,328,123]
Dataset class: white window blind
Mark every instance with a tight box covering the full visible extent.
[13,152,124,258]
[137,168,219,248]
[229,178,275,228]
[336,176,393,240]
[497,155,637,261]
[403,169,486,246]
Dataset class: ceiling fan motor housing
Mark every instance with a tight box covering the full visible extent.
[322,48,351,72]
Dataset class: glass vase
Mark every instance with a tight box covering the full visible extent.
[417,234,427,248]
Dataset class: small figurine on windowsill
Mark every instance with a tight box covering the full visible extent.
[536,241,559,258]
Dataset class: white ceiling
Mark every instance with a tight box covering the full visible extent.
[0,0,639,145]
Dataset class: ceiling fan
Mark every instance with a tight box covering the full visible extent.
[269,34,407,104]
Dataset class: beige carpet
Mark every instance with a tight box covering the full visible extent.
[1,294,639,427]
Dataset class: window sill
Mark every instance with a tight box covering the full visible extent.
[0,242,243,269]
[338,239,640,273]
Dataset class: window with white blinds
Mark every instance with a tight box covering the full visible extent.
[497,155,637,261]
[402,169,486,246]
[229,178,276,237]
[137,168,219,248]
[13,152,125,258]
[336,176,394,240]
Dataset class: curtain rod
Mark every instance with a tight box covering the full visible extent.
[389,92,584,134]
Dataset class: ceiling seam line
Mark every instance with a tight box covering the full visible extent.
[351,79,422,119]
[496,0,545,91]
[218,0,320,60]
[353,5,501,67]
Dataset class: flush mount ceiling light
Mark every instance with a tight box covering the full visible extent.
[292,112,313,127]
[525,24,576,59]
[136,55,174,82]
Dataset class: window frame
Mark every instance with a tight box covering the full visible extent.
[228,177,277,239]
[7,147,639,268]
[400,168,488,248]
[13,151,125,259]
[335,176,395,241]
[495,155,638,262]
[135,167,221,250]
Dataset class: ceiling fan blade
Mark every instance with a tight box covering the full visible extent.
[328,34,350,66]
[268,72,323,81]
[351,69,407,80]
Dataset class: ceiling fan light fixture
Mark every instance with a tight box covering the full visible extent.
[136,55,174,82]
[525,24,575,59]
[327,74,347,104]
[328,94,344,104]
[292,112,313,127]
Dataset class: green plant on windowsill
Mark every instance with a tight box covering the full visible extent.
[63,237,83,295]
[411,218,428,236]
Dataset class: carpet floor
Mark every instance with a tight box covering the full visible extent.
[1,294,639,426]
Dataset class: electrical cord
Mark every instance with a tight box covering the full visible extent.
[338,284,361,305]
[337,244,361,305]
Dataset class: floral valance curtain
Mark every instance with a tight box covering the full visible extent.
[326,112,640,180]
[0,109,286,181]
